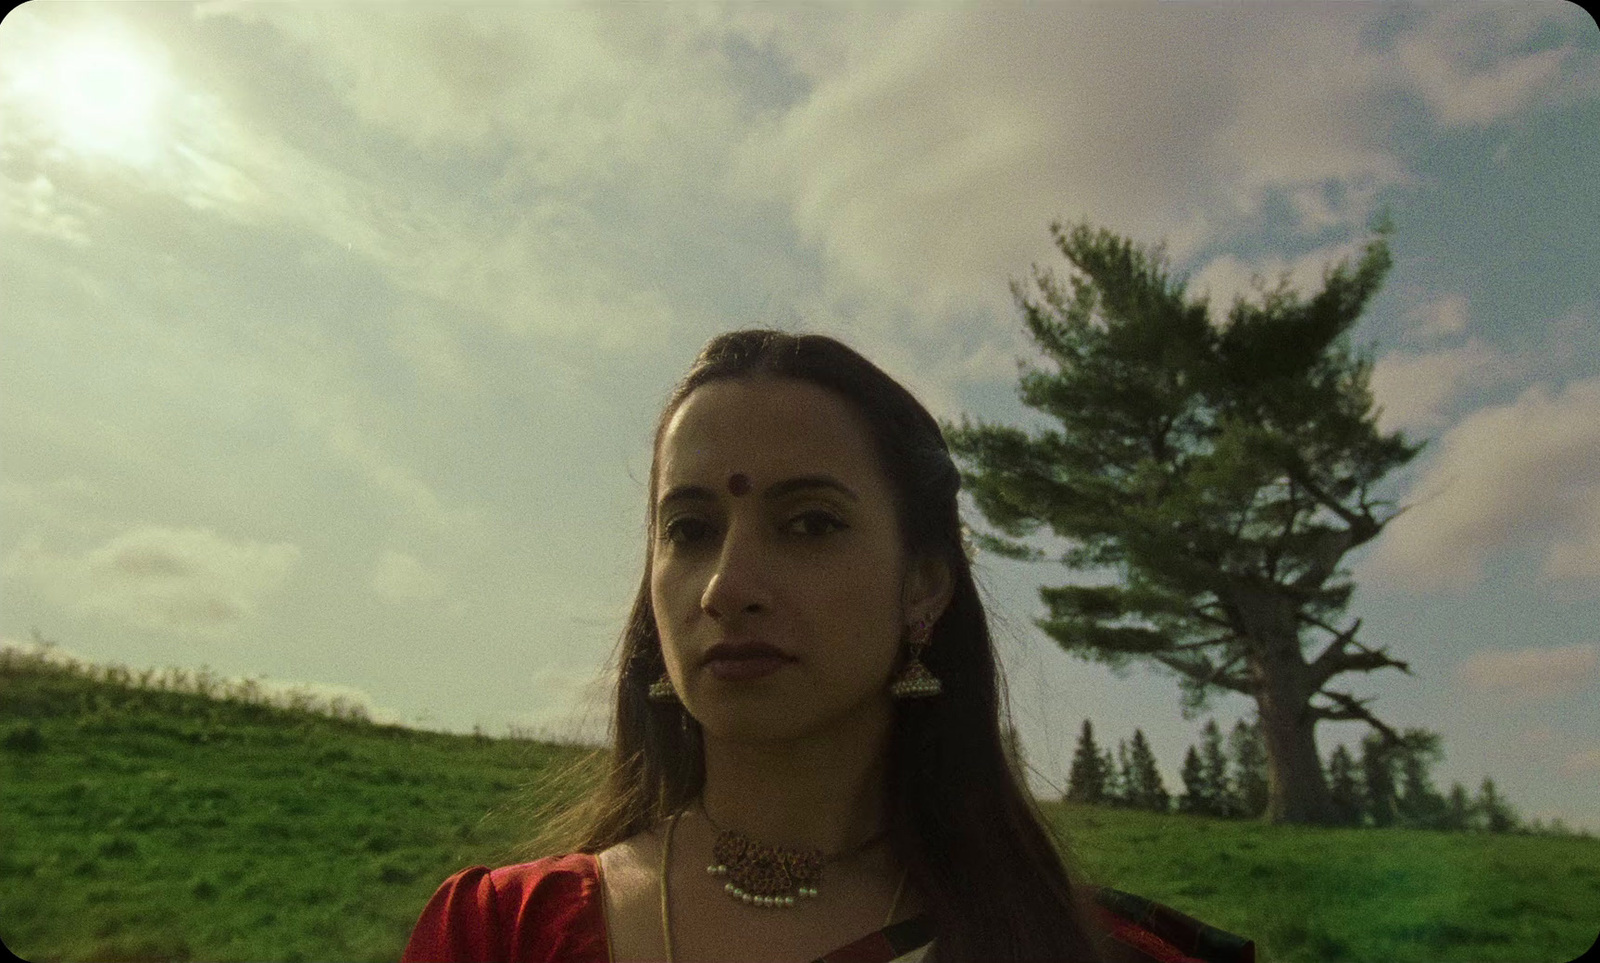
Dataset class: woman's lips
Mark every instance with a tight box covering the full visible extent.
[706,655,792,681]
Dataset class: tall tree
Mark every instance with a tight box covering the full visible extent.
[1475,778,1518,833]
[1199,719,1233,818]
[1110,739,1135,808]
[1101,745,1123,806]
[1125,728,1171,813]
[940,218,1424,824]
[1178,745,1207,816]
[1326,744,1364,827]
[1393,728,1447,829]
[1360,731,1398,828]
[1228,716,1271,819]
[1443,782,1472,832]
[1066,719,1109,805]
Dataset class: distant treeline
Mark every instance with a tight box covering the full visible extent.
[1062,717,1591,839]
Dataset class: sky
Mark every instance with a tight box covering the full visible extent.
[2,1,1597,836]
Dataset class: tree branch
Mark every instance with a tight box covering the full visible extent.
[1188,603,1233,630]
[1152,651,1254,697]
[1284,464,1377,538]
[1308,689,1402,748]
[1169,632,1240,653]
[1302,614,1412,688]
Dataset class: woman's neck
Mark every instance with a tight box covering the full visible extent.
[695,708,895,859]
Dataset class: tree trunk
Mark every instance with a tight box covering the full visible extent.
[1255,674,1336,824]
[1230,583,1338,825]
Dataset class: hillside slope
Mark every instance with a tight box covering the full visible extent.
[3,654,1596,962]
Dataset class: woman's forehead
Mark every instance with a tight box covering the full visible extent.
[658,379,877,490]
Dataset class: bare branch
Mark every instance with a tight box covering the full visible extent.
[1302,614,1411,688]
[1284,465,1381,543]
[1309,689,1402,747]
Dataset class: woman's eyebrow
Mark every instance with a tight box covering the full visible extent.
[657,475,858,513]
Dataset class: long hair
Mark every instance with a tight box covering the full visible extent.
[488,329,1108,962]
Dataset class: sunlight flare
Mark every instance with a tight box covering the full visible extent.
[7,25,174,168]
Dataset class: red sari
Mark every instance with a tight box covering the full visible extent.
[401,855,1250,963]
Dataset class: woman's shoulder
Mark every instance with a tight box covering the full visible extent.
[401,854,609,963]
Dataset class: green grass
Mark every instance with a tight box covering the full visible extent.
[1046,803,1598,962]
[3,650,1596,962]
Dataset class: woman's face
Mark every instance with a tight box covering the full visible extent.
[650,375,947,738]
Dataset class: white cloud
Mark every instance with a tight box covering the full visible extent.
[1544,497,1600,583]
[1392,5,1588,128]
[1403,293,1470,338]
[0,171,93,245]
[729,6,1411,319]
[1360,377,1600,593]
[4,525,300,638]
[369,550,446,604]
[1368,338,1506,434]
[1457,644,1600,701]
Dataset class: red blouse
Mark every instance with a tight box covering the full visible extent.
[401,855,1220,963]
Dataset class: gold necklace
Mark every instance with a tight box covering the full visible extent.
[659,807,908,963]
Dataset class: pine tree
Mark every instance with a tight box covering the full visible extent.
[1199,719,1232,817]
[1443,782,1471,832]
[1326,744,1364,827]
[1101,745,1123,806]
[1126,728,1171,813]
[1360,731,1397,828]
[1065,719,1108,805]
[1178,745,1207,815]
[1393,729,1447,829]
[941,218,1422,824]
[1110,739,1135,808]
[1228,717,1270,819]
[1476,778,1518,833]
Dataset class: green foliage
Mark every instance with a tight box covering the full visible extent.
[1361,731,1399,828]
[1394,729,1450,830]
[1227,717,1270,819]
[1065,718,1109,805]
[1444,782,1472,832]
[1122,729,1171,813]
[1327,744,1364,827]
[1476,778,1521,834]
[1198,719,1233,817]
[942,218,1429,824]
[1177,745,1206,816]
[3,721,45,754]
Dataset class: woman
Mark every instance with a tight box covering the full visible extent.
[402,330,1252,963]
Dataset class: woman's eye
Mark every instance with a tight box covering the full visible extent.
[661,511,846,546]
[662,518,711,544]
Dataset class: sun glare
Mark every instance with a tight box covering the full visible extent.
[8,27,173,168]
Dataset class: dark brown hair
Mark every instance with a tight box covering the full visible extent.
[489,329,1108,962]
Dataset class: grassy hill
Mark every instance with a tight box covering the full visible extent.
[3,647,1596,963]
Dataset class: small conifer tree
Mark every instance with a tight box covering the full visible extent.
[1065,719,1109,805]
[1228,717,1270,819]
[1326,744,1364,827]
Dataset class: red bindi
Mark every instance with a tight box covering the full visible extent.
[727,473,751,496]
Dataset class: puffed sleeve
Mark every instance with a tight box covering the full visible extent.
[401,866,505,963]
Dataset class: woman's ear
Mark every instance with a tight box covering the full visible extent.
[903,553,954,628]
